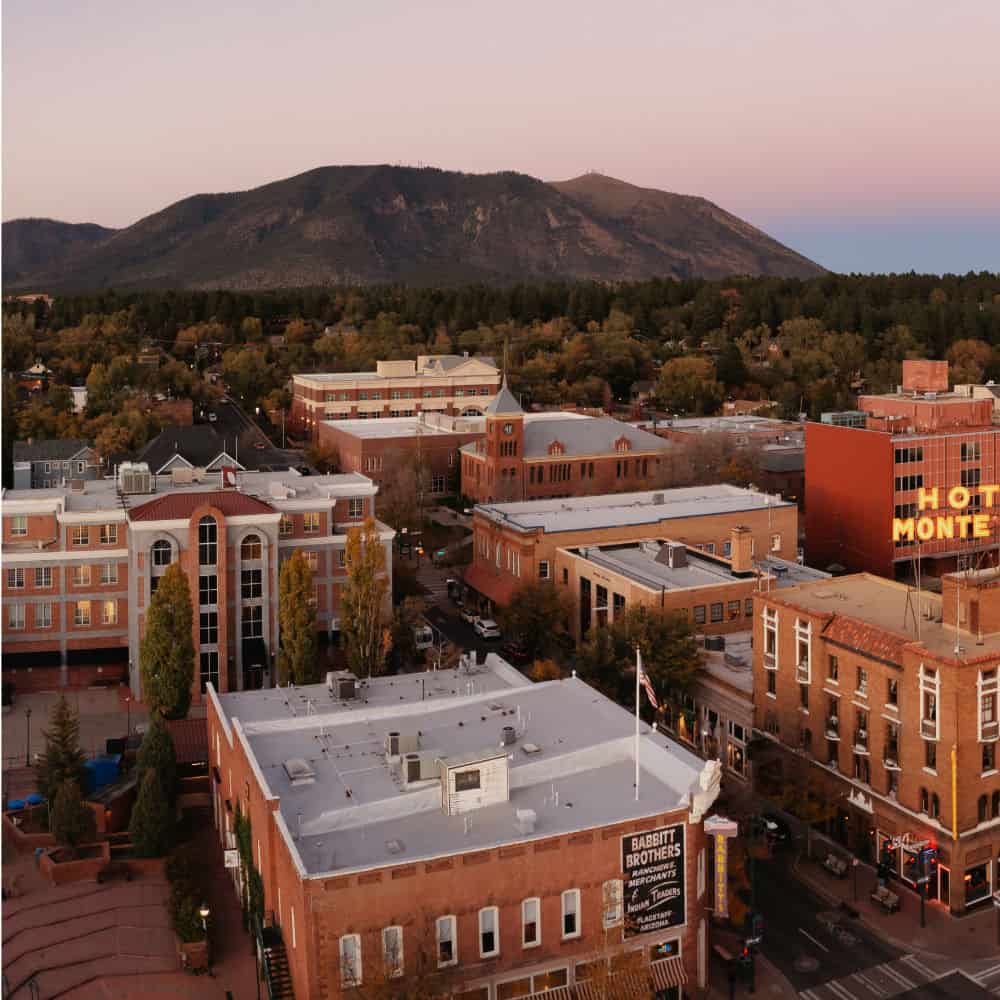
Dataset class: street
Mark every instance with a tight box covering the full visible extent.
[203,395,301,470]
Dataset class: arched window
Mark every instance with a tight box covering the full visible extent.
[241,534,262,561]
[151,540,173,567]
[919,787,929,814]
[992,791,1000,818]
[978,795,988,823]
[930,793,940,818]
[199,516,217,566]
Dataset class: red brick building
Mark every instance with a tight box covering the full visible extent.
[461,385,675,505]
[806,360,1000,577]
[752,570,1000,915]
[290,355,501,440]
[207,656,723,1000]
[2,465,391,702]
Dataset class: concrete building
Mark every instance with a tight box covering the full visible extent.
[1,466,390,702]
[647,415,802,449]
[751,570,1000,915]
[460,385,675,505]
[318,412,484,495]
[290,355,501,440]
[207,655,723,1000]
[12,439,101,490]
[806,359,1000,578]
[463,485,799,613]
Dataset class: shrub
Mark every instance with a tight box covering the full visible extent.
[49,780,96,856]
[136,715,177,803]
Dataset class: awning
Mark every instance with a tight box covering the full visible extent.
[2,650,62,669]
[574,970,651,1000]
[462,562,519,606]
[66,646,128,666]
[242,637,268,668]
[651,957,688,990]
[524,989,571,1000]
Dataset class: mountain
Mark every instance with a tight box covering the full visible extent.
[2,218,118,285]
[2,166,823,291]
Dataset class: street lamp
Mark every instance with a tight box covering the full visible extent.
[199,901,211,971]
[24,707,32,767]
[125,696,131,740]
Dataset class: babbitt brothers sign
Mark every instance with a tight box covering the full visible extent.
[622,823,686,936]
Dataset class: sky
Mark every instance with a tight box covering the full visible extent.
[3,0,999,275]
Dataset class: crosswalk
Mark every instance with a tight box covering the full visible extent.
[800,954,942,1000]
[972,961,1000,995]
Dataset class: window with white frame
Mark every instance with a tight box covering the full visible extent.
[920,665,939,740]
[35,567,52,588]
[72,565,91,587]
[381,925,403,978]
[348,498,364,519]
[303,512,321,535]
[436,915,457,966]
[979,668,998,741]
[100,564,118,586]
[7,604,25,630]
[242,606,263,639]
[522,897,540,948]
[11,515,28,536]
[771,533,782,552]
[7,568,25,589]
[561,889,581,939]
[35,603,52,629]
[279,515,293,537]
[74,600,91,626]
[795,618,811,682]
[100,524,118,545]
[151,540,173,566]
[431,475,446,494]
[763,606,778,669]
[71,526,89,546]
[538,560,550,580]
[101,600,117,626]
[479,906,499,957]
[602,879,623,928]
[339,934,361,987]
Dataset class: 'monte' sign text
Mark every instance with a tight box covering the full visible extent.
[622,823,686,936]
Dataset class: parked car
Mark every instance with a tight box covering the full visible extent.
[208,412,218,423]
[461,608,479,625]
[501,641,531,666]
[474,618,501,640]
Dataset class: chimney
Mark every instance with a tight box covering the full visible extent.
[729,526,753,575]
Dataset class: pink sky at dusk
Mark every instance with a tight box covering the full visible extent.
[3,0,999,273]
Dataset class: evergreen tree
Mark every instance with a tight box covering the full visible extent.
[35,694,86,799]
[136,714,178,803]
[129,768,175,857]
[140,562,194,719]
[278,550,319,685]
[49,780,96,856]
[341,518,391,679]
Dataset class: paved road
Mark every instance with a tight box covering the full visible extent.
[202,396,301,470]
[423,604,502,662]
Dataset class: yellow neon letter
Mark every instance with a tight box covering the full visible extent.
[973,514,991,538]
[980,485,1000,507]
[892,518,916,542]
[948,486,970,510]
[936,518,955,540]
[917,487,939,511]
[917,517,936,541]
[956,515,973,538]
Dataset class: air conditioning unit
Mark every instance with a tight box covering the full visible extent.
[326,671,357,700]
[403,752,439,786]
[385,731,420,758]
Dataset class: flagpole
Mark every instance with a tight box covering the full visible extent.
[635,645,641,802]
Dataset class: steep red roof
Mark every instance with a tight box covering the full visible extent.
[129,490,275,522]
[822,616,908,666]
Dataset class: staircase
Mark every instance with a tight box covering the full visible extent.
[258,918,294,1000]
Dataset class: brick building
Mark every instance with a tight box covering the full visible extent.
[206,655,724,1000]
[290,355,501,440]
[752,570,1000,915]
[460,385,675,505]
[806,359,1000,577]
[462,485,799,613]
[1,465,391,702]
[318,413,484,495]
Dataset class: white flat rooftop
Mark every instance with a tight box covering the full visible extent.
[569,541,747,592]
[476,485,793,535]
[214,656,705,878]
[320,417,472,439]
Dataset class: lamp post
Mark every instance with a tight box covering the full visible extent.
[125,696,131,740]
[199,902,211,972]
[25,707,32,767]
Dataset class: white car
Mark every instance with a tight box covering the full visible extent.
[474,618,501,640]
[208,412,218,423]
[461,609,479,625]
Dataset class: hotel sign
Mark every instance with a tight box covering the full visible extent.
[622,823,686,936]
[892,486,997,544]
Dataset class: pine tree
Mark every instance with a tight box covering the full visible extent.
[277,550,318,685]
[140,562,194,719]
[341,518,391,679]
[129,768,175,858]
[136,714,178,804]
[49,780,96,856]
[35,694,86,799]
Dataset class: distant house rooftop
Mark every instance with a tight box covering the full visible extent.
[12,438,94,463]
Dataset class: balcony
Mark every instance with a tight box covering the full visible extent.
[795,660,810,684]
[825,717,840,740]
[920,717,937,739]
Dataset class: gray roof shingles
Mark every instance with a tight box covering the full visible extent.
[13,438,93,463]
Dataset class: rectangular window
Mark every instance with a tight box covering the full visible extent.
[381,926,403,979]
[242,605,263,639]
[7,568,25,589]
[763,606,778,668]
[767,672,776,696]
[856,667,868,696]
[199,574,218,606]
[961,441,981,462]
[100,563,118,586]
[199,518,217,566]
[887,677,898,706]
[199,650,219,693]
[303,512,321,534]
[279,515,293,537]
[99,524,118,545]
[602,879,623,928]
[479,906,499,957]
[436,915,457,967]
[35,567,52,588]
[961,467,982,488]
[302,550,319,571]
[710,602,723,623]
[200,611,218,645]
[799,684,809,710]
[744,597,754,617]
[35,603,52,629]
[538,560,550,580]
[828,654,839,681]
[694,605,706,625]
[74,600,91,626]
[613,592,626,615]
[72,565,91,587]
[894,446,925,464]
[242,569,262,600]
[348,498,364,519]
[337,549,347,568]
[894,473,924,492]
[71,526,89,546]
[727,600,741,620]
[101,599,118,625]
[431,475,446,494]
[982,742,996,772]
[925,740,937,770]
[8,604,25,630]
[770,533,781,552]
[561,889,580,939]
[339,934,362,987]
[455,769,480,792]
[11,515,28,537]
[522,898,540,948]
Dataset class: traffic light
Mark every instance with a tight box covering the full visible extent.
[739,946,752,966]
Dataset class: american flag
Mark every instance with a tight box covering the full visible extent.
[637,649,658,710]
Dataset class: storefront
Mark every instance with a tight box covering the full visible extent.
[963,858,993,907]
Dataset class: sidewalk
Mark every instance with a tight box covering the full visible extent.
[789,850,997,962]
[707,926,798,1000]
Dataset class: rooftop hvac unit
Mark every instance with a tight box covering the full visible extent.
[516,808,537,834]
[501,725,517,746]
[282,757,316,787]
[404,752,439,786]
[385,730,420,757]
[118,462,152,495]
[326,671,357,700]
[651,493,665,504]
[704,635,726,652]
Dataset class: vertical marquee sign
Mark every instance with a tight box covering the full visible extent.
[703,815,740,920]
[622,823,686,936]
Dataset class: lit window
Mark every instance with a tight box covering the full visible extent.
[561,889,581,939]
[11,515,28,537]
[479,906,499,958]
[71,526,90,546]
[100,564,118,586]
[74,600,91,626]
[100,524,118,545]
[101,600,117,625]
[339,934,362,987]
[303,512,321,535]
[522,898,540,948]
[436,915,457,967]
